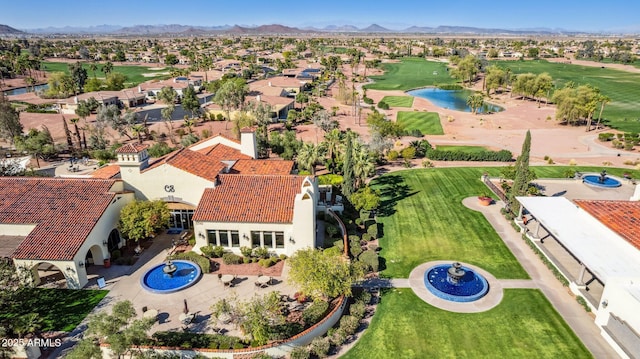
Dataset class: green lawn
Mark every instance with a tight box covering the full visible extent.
[380,96,414,108]
[0,288,107,332]
[370,167,528,279]
[436,145,488,152]
[397,111,444,135]
[343,288,592,359]
[366,58,456,91]
[42,61,170,87]
[490,59,640,132]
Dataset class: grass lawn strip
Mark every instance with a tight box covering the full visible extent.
[342,289,592,359]
[396,111,444,135]
[490,59,640,132]
[380,96,414,108]
[365,58,456,91]
[42,61,170,87]
[0,288,108,332]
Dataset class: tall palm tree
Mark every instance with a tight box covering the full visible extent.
[131,124,146,143]
[296,142,325,175]
[352,142,375,189]
[594,95,611,131]
[89,62,98,79]
[323,129,343,173]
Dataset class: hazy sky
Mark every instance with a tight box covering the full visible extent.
[2,0,639,33]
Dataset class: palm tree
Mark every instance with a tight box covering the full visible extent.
[594,95,611,131]
[131,124,146,143]
[183,117,196,134]
[323,129,343,173]
[352,142,375,189]
[296,142,325,175]
[466,93,484,115]
[102,61,113,76]
[89,62,98,79]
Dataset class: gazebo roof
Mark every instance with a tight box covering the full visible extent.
[517,196,640,284]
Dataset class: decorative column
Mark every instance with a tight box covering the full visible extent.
[576,264,587,286]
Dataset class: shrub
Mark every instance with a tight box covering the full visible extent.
[377,101,389,110]
[222,252,242,265]
[356,290,372,305]
[350,242,363,258]
[334,239,344,252]
[361,233,372,242]
[408,129,423,137]
[422,159,434,168]
[303,300,329,326]
[358,250,379,272]
[367,223,378,238]
[576,295,591,312]
[317,174,343,186]
[240,246,253,258]
[188,237,196,246]
[111,249,121,260]
[212,246,225,258]
[330,328,347,345]
[243,257,250,264]
[426,149,513,162]
[339,315,360,336]
[349,301,366,320]
[568,159,577,166]
[253,246,270,259]
[310,337,330,358]
[437,84,463,90]
[200,245,215,258]
[167,251,210,272]
[563,169,576,178]
[387,150,399,161]
[363,96,374,105]
[289,346,311,359]
[279,254,287,260]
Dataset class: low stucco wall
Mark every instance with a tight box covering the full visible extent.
[99,296,347,358]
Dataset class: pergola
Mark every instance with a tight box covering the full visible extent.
[516,196,640,288]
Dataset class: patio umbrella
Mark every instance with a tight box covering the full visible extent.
[183,299,189,314]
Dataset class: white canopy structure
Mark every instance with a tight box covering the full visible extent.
[516,196,640,284]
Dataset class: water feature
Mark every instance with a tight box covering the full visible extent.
[3,84,49,96]
[141,260,201,294]
[583,170,621,188]
[407,87,504,113]
[424,262,489,302]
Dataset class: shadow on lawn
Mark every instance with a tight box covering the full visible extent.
[373,174,418,217]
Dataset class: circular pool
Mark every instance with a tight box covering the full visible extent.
[424,263,489,302]
[141,260,202,294]
[583,175,621,188]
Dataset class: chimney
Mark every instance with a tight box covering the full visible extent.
[240,127,258,159]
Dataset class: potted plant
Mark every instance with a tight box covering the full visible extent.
[478,193,493,206]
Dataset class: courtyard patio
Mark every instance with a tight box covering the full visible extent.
[84,231,299,337]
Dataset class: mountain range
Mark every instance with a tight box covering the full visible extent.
[0,23,601,35]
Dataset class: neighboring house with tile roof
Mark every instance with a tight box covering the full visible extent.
[2,178,134,289]
[516,196,640,358]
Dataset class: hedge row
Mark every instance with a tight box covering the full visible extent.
[426,149,513,162]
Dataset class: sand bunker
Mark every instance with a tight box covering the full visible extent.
[142,72,170,77]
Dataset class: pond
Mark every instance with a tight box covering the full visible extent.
[3,84,49,96]
[407,87,504,113]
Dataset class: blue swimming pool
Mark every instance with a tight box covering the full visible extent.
[141,260,202,294]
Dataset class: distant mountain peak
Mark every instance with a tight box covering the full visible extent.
[0,24,24,34]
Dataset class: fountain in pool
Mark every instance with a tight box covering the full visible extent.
[424,262,489,302]
[582,170,621,188]
[141,260,202,294]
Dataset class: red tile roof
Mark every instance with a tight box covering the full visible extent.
[143,148,225,182]
[196,143,251,161]
[2,178,118,261]
[230,159,293,175]
[116,143,148,153]
[575,200,640,250]
[193,175,305,223]
[91,164,121,179]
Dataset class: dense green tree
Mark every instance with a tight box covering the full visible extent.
[64,339,102,359]
[165,54,179,66]
[104,72,127,91]
[508,130,532,214]
[14,126,56,167]
[287,248,363,300]
[0,95,23,145]
[366,111,403,139]
[45,71,74,98]
[118,200,170,242]
[342,130,355,197]
[181,85,201,118]
[451,55,481,85]
[147,142,174,158]
[484,65,505,95]
[349,186,381,212]
[213,78,248,129]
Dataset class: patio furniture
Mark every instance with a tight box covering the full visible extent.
[142,309,158,321]
[257,275,271,287]
[179,312,195,325]
[221,274,234,287]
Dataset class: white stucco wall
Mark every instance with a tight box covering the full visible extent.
[120,163,215,206]
[189,135,241,152]
[595,278,640,359]
[192,221,295,256]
